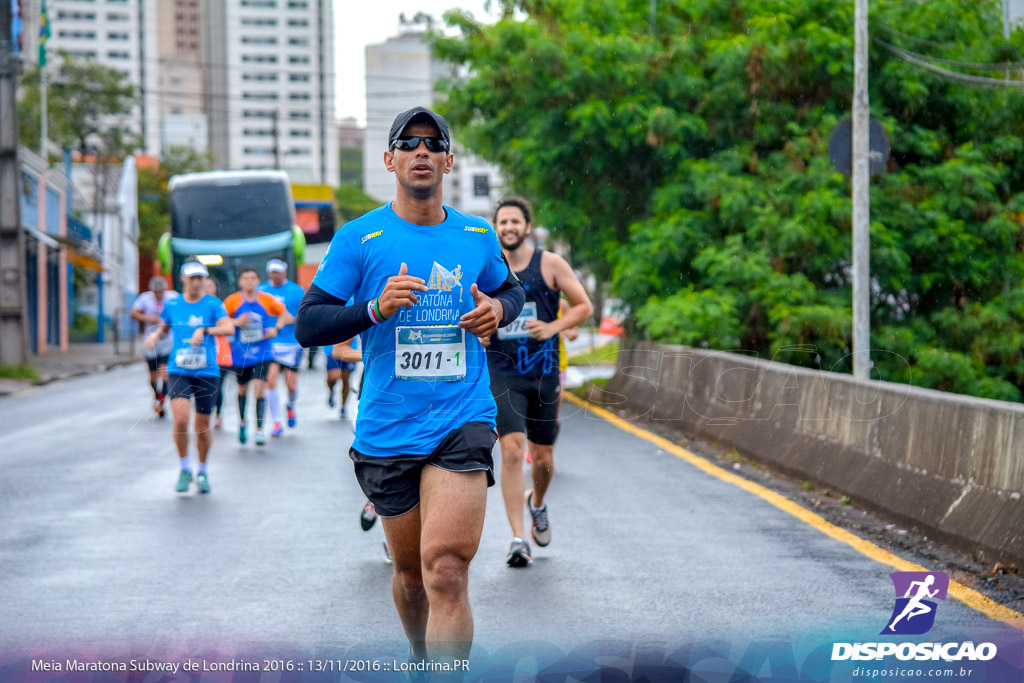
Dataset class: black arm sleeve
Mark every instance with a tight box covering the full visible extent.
[295,283,374,348]
[483,266,526,327]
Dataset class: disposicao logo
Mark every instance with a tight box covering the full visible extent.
[883,571,948,635]
[831,571,997,663]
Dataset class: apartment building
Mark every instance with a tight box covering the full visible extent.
[20,0,161,156]
[364,24,503,215]
[203,0,338,185]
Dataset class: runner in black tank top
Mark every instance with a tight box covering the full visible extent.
[487,248,561,379]
[486,197,594,568]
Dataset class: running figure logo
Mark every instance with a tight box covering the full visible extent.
[428,262,463,301]
[882,571,949,635]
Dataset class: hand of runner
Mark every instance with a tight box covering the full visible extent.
[526,320,558,341]
[264,327,279,340]
[189,328,205,347]
[378,262,428,318]
[459,284,503,338]
[235,313,252,326]
[144,333,159,350]
[478,335,491,348]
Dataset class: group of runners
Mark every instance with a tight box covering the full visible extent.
[141,105,592,666]
[138,257,307,492]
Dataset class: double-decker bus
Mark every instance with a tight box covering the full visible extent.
[292,183,336,245]
[158,170,306,293]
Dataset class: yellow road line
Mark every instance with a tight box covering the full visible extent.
[564,392,1024,632]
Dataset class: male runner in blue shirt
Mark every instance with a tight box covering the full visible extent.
[296,106,524,664]
[145,261,233,494]
[258,259,306,436]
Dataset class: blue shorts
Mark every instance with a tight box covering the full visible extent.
[326,355,355,372]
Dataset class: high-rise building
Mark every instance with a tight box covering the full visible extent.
[202,0,338,186]
[20,0,161,157]
[156,0,207,154]
[364,19,503,216]
[1008,0,1024,29]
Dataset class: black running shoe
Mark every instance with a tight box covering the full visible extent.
[360,500,378,531]
[506,538,532,568]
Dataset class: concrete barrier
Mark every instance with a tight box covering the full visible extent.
[595,342,1024,565]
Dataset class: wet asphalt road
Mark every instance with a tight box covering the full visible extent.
[0,361,1020,676]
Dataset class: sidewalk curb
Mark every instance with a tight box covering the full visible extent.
[0,357,142,398]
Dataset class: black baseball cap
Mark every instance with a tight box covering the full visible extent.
[388,106,451,149]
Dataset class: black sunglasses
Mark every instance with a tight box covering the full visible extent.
[391,136,450,153]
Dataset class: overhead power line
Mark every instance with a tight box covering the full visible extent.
[874,38,1024,87]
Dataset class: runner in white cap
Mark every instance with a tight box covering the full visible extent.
[145,261,233,493]
[258,258,307,437]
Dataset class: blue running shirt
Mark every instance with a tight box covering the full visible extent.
[223,291,287,368]
[312,203,510,456]
[258,279,305,345]
[160,294,228,378]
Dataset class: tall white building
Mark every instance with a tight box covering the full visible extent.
[155,0,208,154]
[19,0,161,157]
[203,0,338,186]
[364,21,503,216]
[1009,0,1024,28]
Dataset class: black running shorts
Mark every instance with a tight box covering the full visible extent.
[146,355,169,372]
[349,421,497,518]
[167,374,218,415]
[490,371,562,445]
[232,360,270,386]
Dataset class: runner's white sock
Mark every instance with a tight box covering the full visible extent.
[266,387,282,422]
[179,456,193,473]
[197,460,208,474]
[288,389,298,406]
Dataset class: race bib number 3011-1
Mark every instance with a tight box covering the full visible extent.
[496,301,537,340]
[395,326,466,382]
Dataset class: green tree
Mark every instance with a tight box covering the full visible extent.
[18,51,139,156]
[337,184,382,225]
[433,0,683,318]
[137,146,213,260]
[435,0,1024,401]
[339,147,363,188]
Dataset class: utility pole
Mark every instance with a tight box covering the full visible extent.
[1005,0,1012,39]
[0,0,30,364]
[852,0,871,381]
[649,0,656,36]
[271,110,280,170]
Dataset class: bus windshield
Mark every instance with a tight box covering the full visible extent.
[170,181,293,240]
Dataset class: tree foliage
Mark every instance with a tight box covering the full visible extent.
[435,0,1024,401]
[18,51,139,157]
[337,184,383,225]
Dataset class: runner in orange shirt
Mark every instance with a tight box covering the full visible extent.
[223,269,292,445]
[204,278,235,429]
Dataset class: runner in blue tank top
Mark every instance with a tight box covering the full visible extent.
[295,107,525,665]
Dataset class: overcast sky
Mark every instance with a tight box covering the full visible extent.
[334,1,497,127]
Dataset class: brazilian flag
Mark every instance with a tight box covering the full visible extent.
[38,0,50,66]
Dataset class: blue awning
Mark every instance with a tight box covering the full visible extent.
[66,216,93,245]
